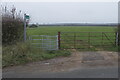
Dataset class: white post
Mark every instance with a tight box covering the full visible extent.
[24,14,26,41]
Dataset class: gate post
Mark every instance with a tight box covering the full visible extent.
[58,32,61,49]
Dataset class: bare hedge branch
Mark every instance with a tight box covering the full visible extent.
[2,6,24,45]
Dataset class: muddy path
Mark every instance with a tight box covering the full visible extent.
[3,50,118,74]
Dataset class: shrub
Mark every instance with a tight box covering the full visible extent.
[29,24,38,28]
[2,6,24,45]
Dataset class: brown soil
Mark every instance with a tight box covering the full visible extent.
[3,50,118,73]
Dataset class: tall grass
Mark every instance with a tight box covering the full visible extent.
[2,42,71,68]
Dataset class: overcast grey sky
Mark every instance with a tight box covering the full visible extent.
[2,2,118,24]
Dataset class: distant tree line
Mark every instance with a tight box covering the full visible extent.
[37,23,118,26]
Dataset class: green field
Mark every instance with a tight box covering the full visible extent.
[27,26,116,35]
[27,26,118,51]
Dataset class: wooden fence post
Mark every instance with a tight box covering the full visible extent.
[58,32,61,49]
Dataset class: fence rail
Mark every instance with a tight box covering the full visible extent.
[59,32,118,50]
[29,32,118,50]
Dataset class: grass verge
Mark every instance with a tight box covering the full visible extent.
[2,42,71,68]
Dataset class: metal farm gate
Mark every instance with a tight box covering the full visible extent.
[29,35,58,50]
[29,32,118,50]
[58,32,118,50]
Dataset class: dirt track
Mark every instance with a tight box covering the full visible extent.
[3,51,118,73]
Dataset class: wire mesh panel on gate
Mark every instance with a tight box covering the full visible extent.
[29,35,58,50]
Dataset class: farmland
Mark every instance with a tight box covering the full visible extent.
[27,26,116,35]
[27,26,118,51]
[2,26,118,68]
